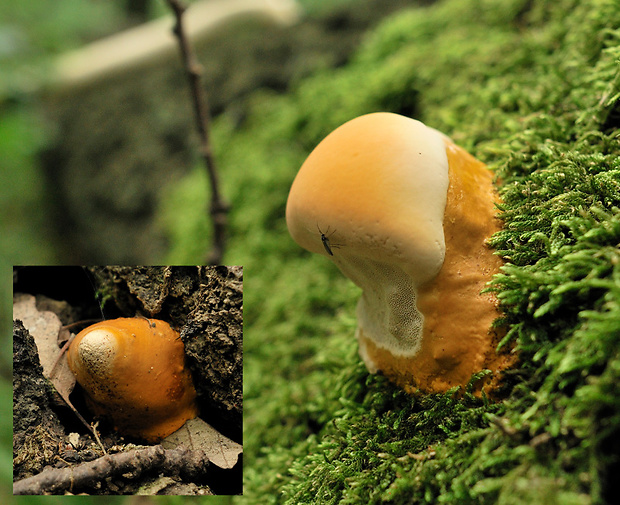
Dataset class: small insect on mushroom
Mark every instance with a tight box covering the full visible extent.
[317,224,341,256]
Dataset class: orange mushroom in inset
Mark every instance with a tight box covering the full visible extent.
[67,317,198,442]
[286,112,510,393]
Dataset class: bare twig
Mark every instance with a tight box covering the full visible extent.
[90,421,107,455]
[13,445,210,495]
[48,332,75,381]
[165,0,229,264]
[46,333,100,440]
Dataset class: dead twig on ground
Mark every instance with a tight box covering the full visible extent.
[165,0,229,264]
[13,445,210,495]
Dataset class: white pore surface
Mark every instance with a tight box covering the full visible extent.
[76,329,119,379]
[336,256,424,358]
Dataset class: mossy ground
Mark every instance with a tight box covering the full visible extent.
[160,0,620,503]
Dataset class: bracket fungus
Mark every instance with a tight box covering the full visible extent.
[286,112,508,393]
[67,317,198,442]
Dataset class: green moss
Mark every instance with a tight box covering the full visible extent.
[159,0,620,502]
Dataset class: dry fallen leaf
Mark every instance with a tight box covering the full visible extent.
[161,418,242,469]
[13,293,76,398]
[12,292,102,439]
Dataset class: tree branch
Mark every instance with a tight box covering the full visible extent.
[165,0,229,264]
[13,445,210,495]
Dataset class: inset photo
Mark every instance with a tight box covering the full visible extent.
[13,266,242,496]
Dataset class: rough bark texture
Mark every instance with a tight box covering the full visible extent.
[12,320,66,479]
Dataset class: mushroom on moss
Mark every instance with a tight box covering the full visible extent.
[67,317,198,442]
[286,112,509,393]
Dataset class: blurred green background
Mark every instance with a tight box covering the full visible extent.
[2,0,423,499]
[4,0,619,502]
[0,0,418,266]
